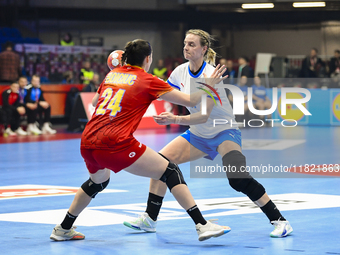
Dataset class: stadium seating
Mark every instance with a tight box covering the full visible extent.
[0,27,42,52]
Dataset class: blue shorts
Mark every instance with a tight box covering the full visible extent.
[180,129,242,160]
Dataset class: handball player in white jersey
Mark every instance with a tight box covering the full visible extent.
[124,29,292,238]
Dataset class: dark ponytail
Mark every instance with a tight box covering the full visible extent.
[121,39,152,67]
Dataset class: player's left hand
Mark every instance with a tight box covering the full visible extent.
[203,64,227,87]
[153,112,176,125]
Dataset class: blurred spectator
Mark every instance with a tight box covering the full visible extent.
[1,82,27,136]
[0,42,21,83]
[221,58,236,84]
[25,74,57,135]
[300,48,325,78]
[82,73,100,92]
[17,76,29,133]
[18,76,28,106]
[329,49,340,78]
[251,76,272,121]
[60,33,74,46]
[153,59,167,80]
[79,61,94,85]
[237,56,253,80]
[220,58,227,67]
[62,71,74,84]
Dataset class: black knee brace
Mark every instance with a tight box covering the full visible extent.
[81,178,110,198]
[222,150,265,201]
[159,162,187,192]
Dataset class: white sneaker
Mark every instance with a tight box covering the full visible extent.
[27,123,42,135]
[270,220,293,238]
[123,212,157,232]
[15,127,27,136]
[50,224,85,241]
[3,127,17,137]
[196,220,231,241]
[42,123,57,134]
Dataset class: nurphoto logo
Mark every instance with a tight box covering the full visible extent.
[200,84,312,128]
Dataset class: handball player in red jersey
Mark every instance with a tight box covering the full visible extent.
[50,39,230,242]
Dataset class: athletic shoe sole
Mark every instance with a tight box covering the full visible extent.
[198,228,231,242]
[50,234,85,241]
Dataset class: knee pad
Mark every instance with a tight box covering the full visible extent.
[222,150,265,201]
[81,178,110,198]
[159,162,187,192]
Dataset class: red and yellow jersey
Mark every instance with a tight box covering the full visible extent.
[81,65,173,151]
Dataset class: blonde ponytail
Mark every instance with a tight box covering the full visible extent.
[205,48,216,66]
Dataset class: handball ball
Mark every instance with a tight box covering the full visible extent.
[107,50,124,70]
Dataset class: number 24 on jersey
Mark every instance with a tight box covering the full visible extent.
[95,88,125,117]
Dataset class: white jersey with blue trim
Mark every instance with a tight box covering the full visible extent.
[167,61,237,138]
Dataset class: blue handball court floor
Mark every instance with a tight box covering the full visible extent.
[0,126,339,255]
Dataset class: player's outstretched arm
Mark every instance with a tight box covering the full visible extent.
[153,98,215,126]
[159,89,201,108]
[159,64,226,107]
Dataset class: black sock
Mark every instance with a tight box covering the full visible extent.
[145,192,164,221]
[186,205,207,225]
[260,200,286,223]
[60,211,77,230]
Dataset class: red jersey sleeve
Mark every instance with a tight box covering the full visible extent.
[148,76,173,100]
